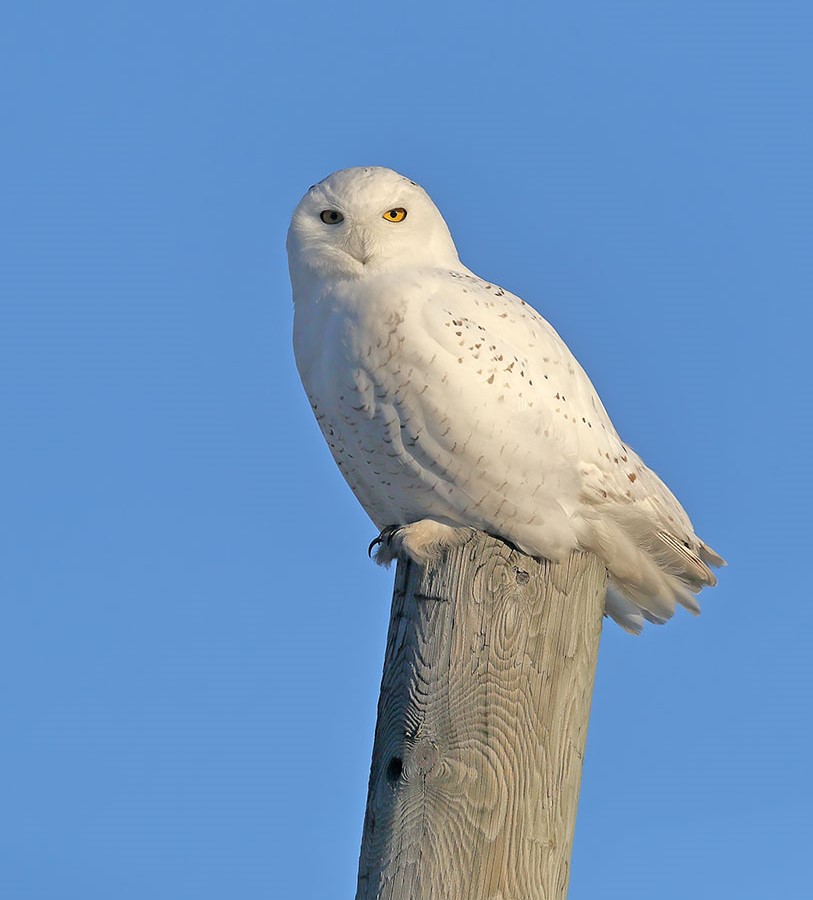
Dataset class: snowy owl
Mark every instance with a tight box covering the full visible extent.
[288,166,724,633]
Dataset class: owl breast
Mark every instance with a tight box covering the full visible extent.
[293,269,584,563]
[294,277,469,530]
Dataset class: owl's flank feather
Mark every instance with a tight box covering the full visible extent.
[288,166,724,633]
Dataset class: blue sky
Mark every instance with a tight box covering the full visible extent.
[2,2,811,897]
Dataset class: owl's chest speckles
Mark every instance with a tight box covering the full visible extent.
[357,308,406,367]
[300,300,439,520]
[308,385,417,510]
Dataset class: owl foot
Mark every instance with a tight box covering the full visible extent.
[368,520,473,568]
[367,526,399,564]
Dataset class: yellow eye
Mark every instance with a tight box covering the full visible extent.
[320,209,344,224]
[383,207,407,223]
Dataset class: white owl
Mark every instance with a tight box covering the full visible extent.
[288,167,724,633]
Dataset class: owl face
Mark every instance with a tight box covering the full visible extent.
[287,167,460,288]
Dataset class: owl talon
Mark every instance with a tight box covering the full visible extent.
[368,525,400,560]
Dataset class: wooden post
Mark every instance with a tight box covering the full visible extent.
[356,531,607,900]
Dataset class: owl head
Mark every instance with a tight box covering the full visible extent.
[287,167,460,290]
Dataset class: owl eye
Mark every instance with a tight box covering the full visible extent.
[383,208,407,223]
[320,210,344,224]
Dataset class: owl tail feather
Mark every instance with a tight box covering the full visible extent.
[576,510,724,632]
[699,542,727,568]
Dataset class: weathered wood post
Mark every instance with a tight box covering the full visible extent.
[356,531,607,900]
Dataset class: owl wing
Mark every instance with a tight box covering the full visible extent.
[388,269,723,626]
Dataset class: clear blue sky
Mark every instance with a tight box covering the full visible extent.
[2,2,810,898]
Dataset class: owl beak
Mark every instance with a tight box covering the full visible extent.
[346,226,374,266]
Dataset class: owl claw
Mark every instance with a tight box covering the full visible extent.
[368,525,400,559]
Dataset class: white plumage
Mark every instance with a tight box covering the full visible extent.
[288,166,724,633]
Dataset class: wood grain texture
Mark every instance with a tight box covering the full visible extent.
[356,532,607,900]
